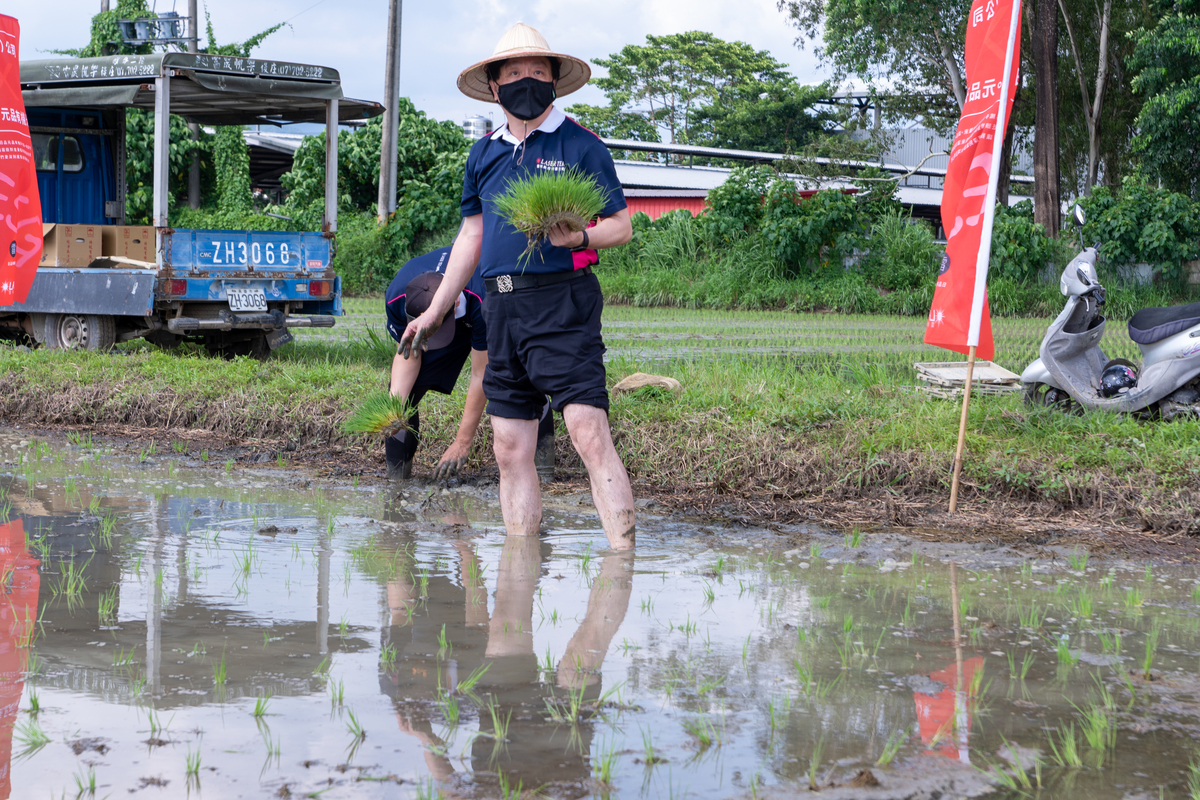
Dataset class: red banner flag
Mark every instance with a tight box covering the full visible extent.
[924,0,1022,361]
[0,15,42,305]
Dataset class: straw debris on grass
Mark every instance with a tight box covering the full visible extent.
[492,169,609,267]
[341,391,412,437]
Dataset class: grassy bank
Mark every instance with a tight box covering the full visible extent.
[2,304,1197,535]
[595,211,1198,319]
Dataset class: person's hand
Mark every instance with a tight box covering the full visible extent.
[398,312,441,359]
[547,223,584,249]
[433,440,470,480]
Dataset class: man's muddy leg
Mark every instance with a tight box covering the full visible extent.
[485,534,542,658]
[557,551,634,689]
[491,415,542,536]
[562,403,635,550]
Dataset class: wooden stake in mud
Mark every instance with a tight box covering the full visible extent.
[948,347,977,514]
[949,561,969,760]
[949,560,965,690]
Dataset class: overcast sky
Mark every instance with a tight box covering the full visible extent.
[14,0,830,126]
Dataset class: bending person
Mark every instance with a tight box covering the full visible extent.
[385,245,488,480]
[399,23,636,547]
[386,245,556,480]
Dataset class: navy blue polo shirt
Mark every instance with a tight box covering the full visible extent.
[461,106,626,277]
[385,246,487,395]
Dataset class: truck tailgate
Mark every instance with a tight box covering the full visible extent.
[163,229,332,276]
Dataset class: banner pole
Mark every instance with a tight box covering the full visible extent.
[948,346,977,513]
[950,0,1020,515]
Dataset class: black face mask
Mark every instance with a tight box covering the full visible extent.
[496,76,556,121]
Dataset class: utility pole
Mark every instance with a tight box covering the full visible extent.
[101,1,109,11]
[187,0,201,210]
[377,0,402,223]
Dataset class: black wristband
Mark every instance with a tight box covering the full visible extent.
[571,229,590,252]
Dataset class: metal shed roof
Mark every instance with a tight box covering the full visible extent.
[20,53,382,125]
[602,137,1034,185]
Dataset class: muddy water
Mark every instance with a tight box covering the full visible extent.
[0,434,1198,799]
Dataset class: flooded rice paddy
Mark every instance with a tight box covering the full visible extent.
[0,433,1198,798]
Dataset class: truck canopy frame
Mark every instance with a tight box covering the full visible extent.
[20,53,381,125]
[20,53,383,239]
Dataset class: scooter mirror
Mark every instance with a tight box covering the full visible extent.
[1073,204,1086,227]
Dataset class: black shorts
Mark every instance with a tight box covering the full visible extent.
[482,272,608,419]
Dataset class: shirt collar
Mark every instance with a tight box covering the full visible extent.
[490,105,566,145]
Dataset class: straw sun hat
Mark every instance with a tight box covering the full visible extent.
[457,23,591,103]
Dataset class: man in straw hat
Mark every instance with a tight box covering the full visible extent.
[399,23,636,550]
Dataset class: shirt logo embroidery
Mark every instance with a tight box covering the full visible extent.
[535,157,567,173]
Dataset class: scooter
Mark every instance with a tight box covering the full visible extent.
[1021,206,1200,419]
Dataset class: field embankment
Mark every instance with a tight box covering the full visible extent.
[2,305,1198,544]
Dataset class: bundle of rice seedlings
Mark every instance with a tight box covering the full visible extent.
[341,391,411,438]
[493,168,609,265]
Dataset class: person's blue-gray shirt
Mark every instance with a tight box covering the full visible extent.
[385,246,487,394]
[461,106,626,278]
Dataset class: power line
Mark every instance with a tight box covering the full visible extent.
[282,0,332,26]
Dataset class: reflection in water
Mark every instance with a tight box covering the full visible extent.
[382,530,634,791]
[3,435,1200,799]
[913,560,980,764]
[915,658,982,762]
[0,520,40,799]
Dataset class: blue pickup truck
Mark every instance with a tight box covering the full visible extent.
[7,53,380,357]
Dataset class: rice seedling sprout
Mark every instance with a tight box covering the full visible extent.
[492,168,610,267]
[341,391,412,437]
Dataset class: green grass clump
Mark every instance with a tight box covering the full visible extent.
[493,169,609,263]
[341,391,411,437]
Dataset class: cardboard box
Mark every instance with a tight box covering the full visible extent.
[40,223,101,267]
[101,225,155,264]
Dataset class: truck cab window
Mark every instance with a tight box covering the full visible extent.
[31,134,84,173]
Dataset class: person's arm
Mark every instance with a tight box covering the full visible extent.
[547,206,632,251]
[399,215,483,358]
[390,346,421,400]
[432,348,489,480]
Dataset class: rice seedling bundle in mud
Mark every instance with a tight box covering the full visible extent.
[342,391,411,438]
[493,169,609,267]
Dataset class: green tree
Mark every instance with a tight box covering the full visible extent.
[64,3,284,221]
[1079,179,1200,283]
[56,0,155,57]
[123,112,204,224]
[201,12,287,214]
[777,0,973,130]
[579,31,801,149]
[564,104,663,163]
[1128,0,1200,197]
[281,99,468,228]
[692,82,831,153]
[64,0,204,222]
[1053,0,1151,195]
[563,105,661,142]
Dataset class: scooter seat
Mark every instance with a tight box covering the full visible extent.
[1128,301,1200,344]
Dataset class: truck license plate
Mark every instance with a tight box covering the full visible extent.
[227,288,267,311]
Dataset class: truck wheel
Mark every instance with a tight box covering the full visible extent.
[44,314,117,352]
[145,331,182,351]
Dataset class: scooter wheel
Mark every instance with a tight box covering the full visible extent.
[1024,382,1077,412]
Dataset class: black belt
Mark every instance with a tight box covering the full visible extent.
[485,267,591,294]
